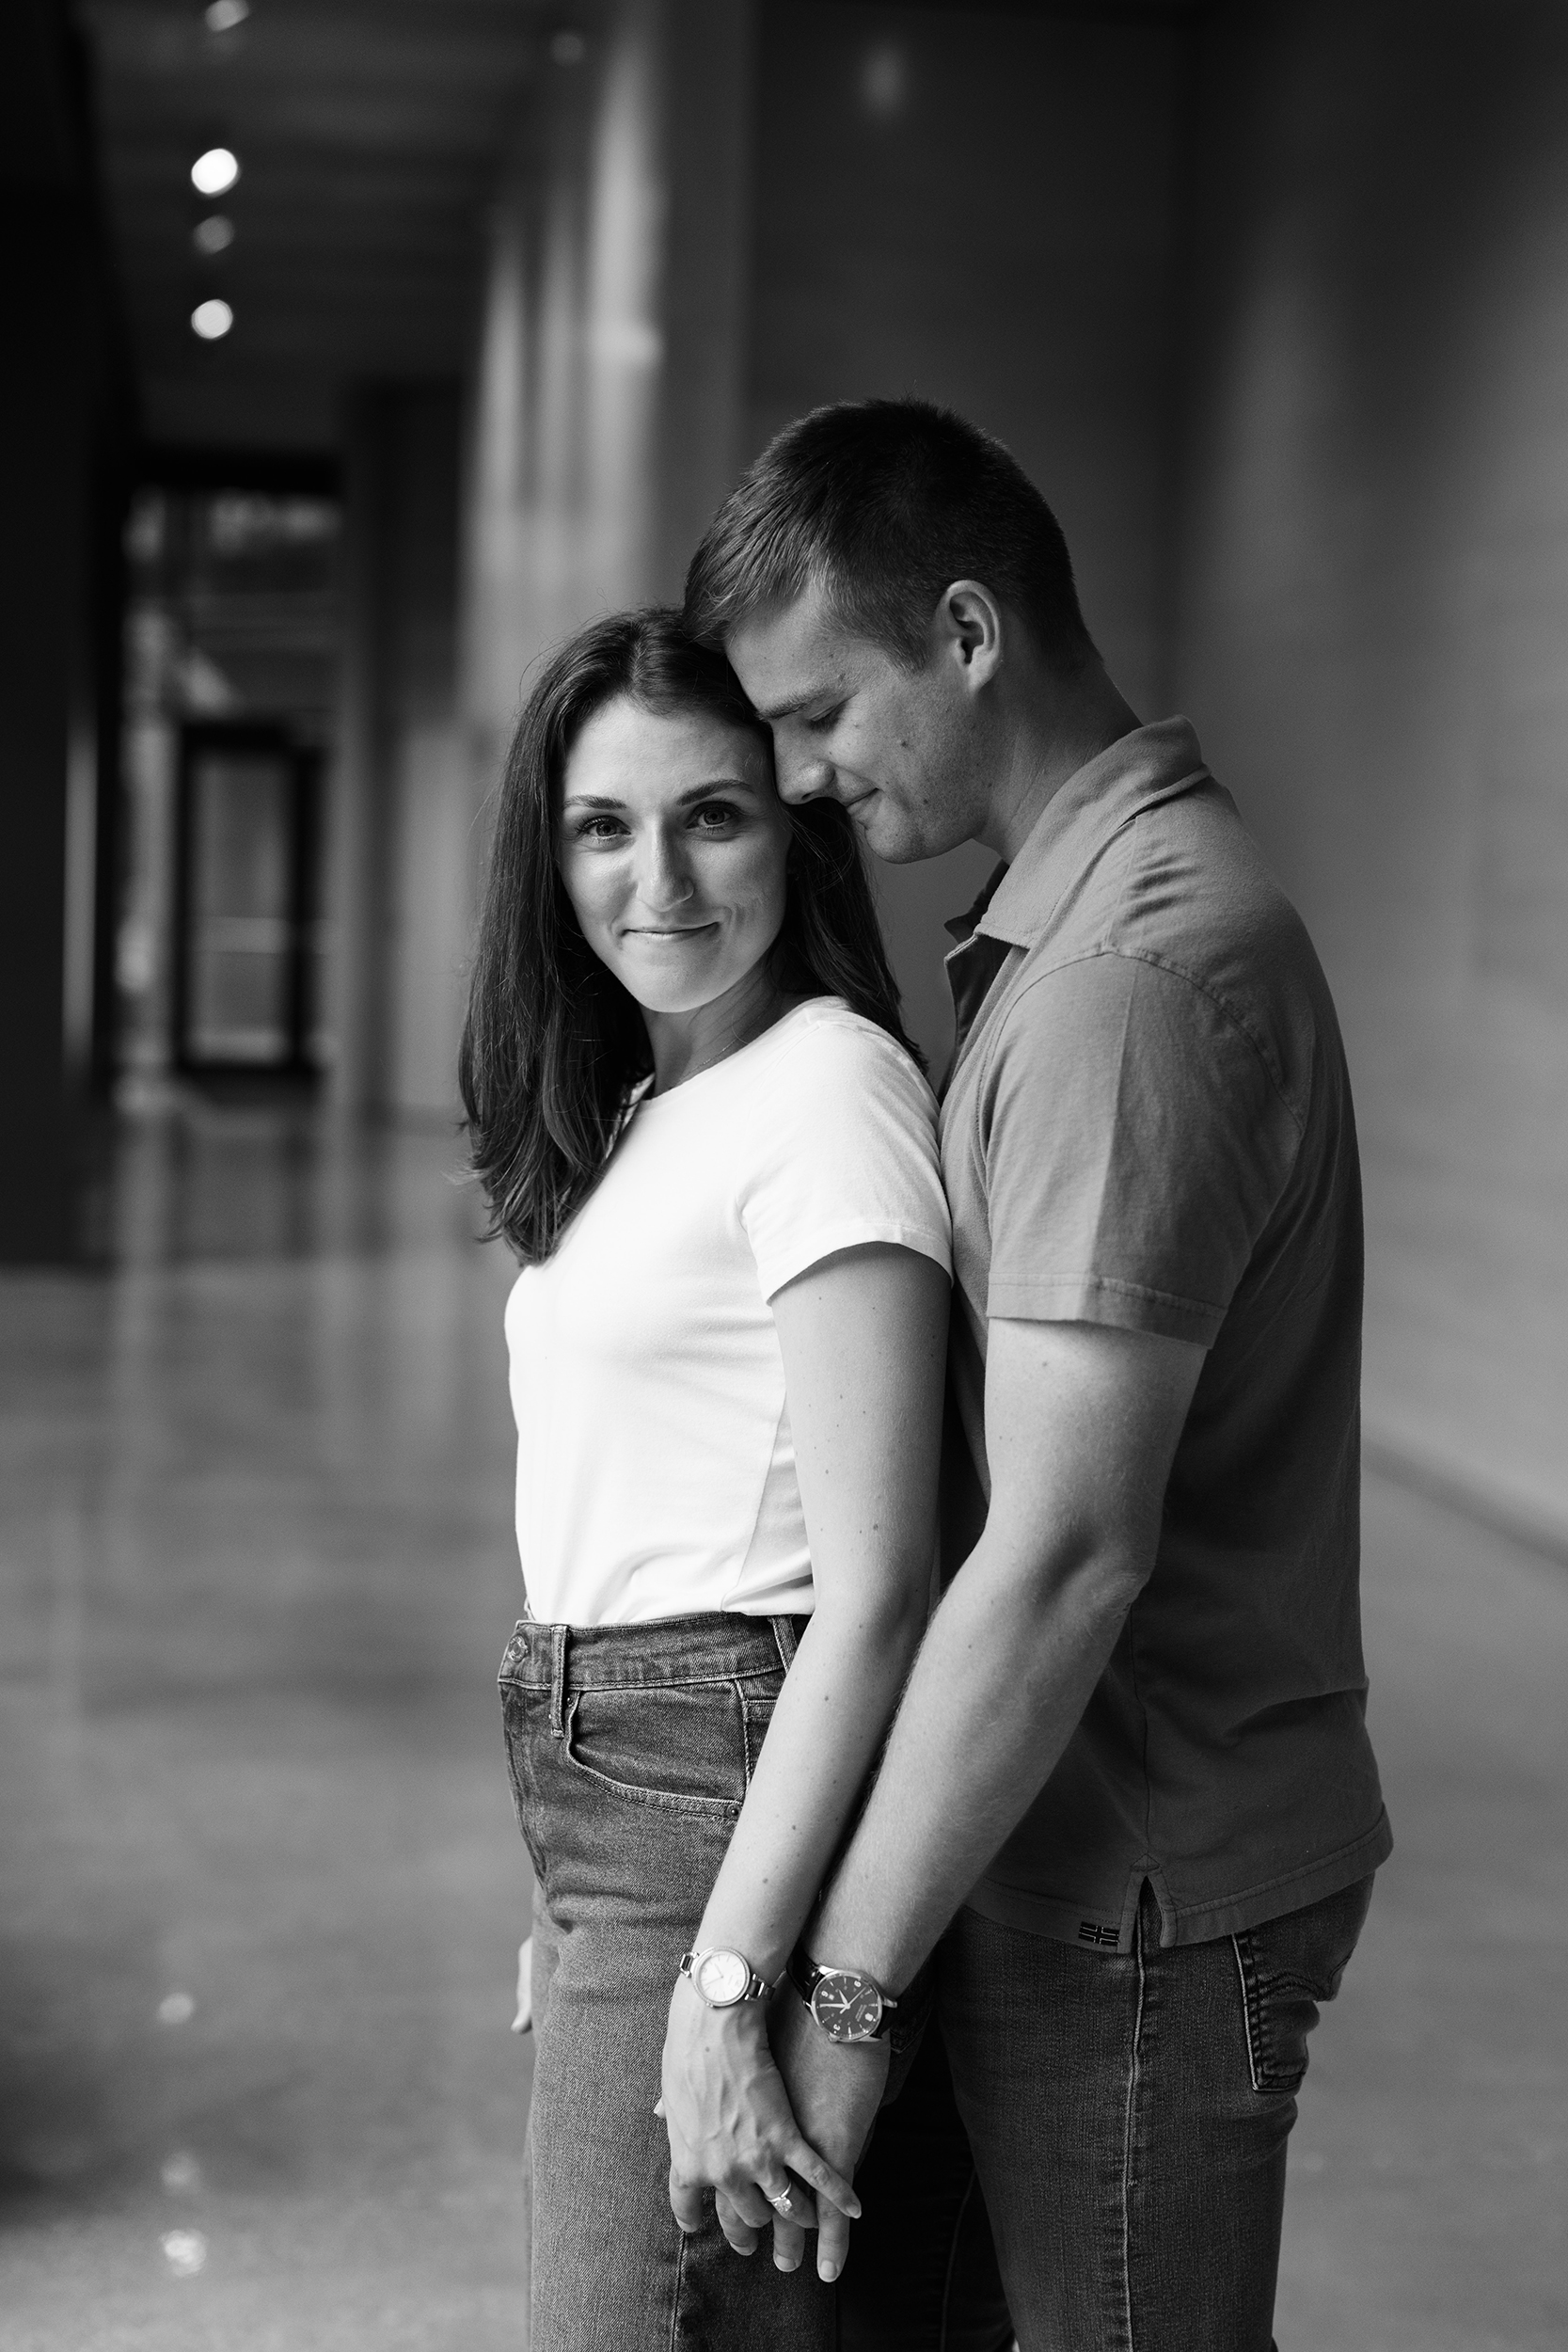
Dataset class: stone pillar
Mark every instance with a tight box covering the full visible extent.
[0,14,122,1259]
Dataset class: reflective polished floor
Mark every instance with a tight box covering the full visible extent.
[2,1093,1564,2349]
[2,1094,531,2350]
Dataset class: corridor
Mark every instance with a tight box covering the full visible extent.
[1,1100,531,2348]
[2,1098,1564,2350]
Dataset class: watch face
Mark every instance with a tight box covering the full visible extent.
[694,1948,751,2006]
[809,1970,883,2042]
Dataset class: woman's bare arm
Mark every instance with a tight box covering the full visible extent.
[658,1240,948,2265]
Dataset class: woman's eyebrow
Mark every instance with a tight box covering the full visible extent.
[562,778,759,811]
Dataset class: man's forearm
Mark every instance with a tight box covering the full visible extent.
[810,1529,1142,1988]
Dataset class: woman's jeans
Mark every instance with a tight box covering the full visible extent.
[499,1612,832,2352]
[843,1873,1376,2352]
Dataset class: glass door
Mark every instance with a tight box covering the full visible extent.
[173,723,321,1073]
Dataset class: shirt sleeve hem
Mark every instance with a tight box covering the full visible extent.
[986,1274,1225,1345]
[758,1218,953,1303]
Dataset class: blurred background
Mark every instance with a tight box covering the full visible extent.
[2,2,1565,2346]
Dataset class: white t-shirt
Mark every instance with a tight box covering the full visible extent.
[505,998,952,1627]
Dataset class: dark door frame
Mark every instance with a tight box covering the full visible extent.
[171,718,322,1079]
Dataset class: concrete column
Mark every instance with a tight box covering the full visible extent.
[0,0,121,1261]
[460,0,758,799]
[328,384,466,1118]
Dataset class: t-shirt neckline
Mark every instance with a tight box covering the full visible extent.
[634,996,843,1112]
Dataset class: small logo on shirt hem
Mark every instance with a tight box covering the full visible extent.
[1077,1919,1120,1948]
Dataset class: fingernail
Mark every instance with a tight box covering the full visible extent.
[820,2262,840,2283]
[652,2097,666,2117]
[775,2256,800,2273]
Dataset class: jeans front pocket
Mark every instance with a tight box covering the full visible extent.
[1231,1871,1375,2093]
[562,1675,776,1815]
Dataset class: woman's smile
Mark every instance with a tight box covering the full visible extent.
[557,694,794,1042]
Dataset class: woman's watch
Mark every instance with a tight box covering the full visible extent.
[788,1947,898,2042]
[677,1947,771,2008]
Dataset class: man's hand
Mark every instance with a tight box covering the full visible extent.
[769,1988,889,2281]
[660,1980,861,2266]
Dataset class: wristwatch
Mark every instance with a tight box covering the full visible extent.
[677,1947,771,2009]
[788,1947,898,2042]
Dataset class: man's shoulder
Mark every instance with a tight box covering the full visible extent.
[1004,780,1340,1125]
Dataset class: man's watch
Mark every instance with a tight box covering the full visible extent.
[677,1947,771,2008]
[788,1947,899,2042]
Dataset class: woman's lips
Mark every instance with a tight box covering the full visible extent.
[622,922,719,939]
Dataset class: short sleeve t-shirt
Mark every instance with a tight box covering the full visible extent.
[940,718,1390,1951]
[506,998,951,1628]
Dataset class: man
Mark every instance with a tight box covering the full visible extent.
[678,399,1391,2349]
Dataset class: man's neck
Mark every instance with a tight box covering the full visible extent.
[977,663,1143,864]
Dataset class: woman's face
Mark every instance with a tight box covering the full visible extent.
[557,694,792,1017]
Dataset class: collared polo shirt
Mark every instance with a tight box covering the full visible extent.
[941,716,1391,1952]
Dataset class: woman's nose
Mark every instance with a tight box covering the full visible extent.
[635,829,695,911]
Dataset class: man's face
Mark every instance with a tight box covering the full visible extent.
[725,580,990,863]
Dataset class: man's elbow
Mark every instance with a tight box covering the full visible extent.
[1016,1527,1152,1635]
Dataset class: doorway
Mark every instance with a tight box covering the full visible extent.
[172,720,323,1076]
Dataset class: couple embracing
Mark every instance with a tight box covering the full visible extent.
[461,400,1391,2351]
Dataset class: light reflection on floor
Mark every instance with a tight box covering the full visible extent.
[1,1090,1564,2348]
[1,1092,531,2350]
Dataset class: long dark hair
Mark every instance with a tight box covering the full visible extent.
[460,607,921,1264]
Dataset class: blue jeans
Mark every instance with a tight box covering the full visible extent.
[499,1612,833,2352]
[843,1874,1375,2351]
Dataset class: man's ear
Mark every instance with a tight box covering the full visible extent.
[930,580,1005,689]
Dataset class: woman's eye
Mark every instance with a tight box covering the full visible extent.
[575,815,626,841]
[689,801,739,831]
[806,703,844,735]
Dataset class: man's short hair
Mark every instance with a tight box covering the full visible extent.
[683,397,1097,670]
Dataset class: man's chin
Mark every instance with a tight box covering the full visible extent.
[856,805,940,866]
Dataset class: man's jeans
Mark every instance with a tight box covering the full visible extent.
[843,1874,1375,2351]
[499,1612,832,2352]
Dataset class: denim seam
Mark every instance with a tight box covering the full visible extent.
[1120,1918,1147,2351]
[1232,1931,1265,2091]
[549,1629,567,1738]
[668,2216,688,2352]
[509,1668,778,1696]
[738,1680,754,1786]
[1232,1930,1307,2093]
[937,2164,982,2350]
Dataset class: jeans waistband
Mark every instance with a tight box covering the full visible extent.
[499,1612,807,1707]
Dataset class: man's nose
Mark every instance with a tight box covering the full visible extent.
[776,750,836,806]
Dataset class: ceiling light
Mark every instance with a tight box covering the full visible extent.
[193,215,234,255]
[550,30,586,65]
[191,148,239,197]
[191,298,234,341]
[204,0,250,28]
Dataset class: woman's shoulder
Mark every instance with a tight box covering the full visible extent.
[761,998,934,1103]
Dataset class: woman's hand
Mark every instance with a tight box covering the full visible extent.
[659,1978,861,2271]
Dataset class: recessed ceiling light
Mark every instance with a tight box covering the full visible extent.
[193,215,234,255]
[550,30,586,65]
[204,0,250,29]
[191,148,239,197]
[191,297,234,341]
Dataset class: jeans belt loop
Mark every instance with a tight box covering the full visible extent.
[546,1623,568,1740]
[769,1614,798,1672]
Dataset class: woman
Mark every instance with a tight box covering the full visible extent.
[460,610,950,2352]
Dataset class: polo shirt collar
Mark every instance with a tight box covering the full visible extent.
[968,716,1211,951]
